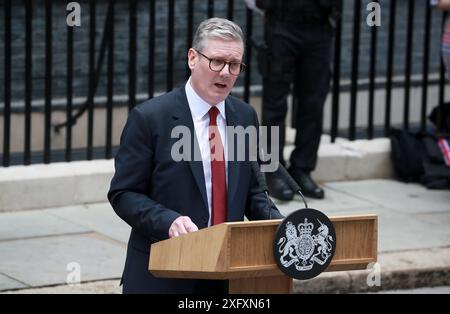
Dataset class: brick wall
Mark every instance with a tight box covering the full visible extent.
[0,0,445,105]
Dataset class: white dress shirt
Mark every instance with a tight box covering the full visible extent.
[185,78,228,226]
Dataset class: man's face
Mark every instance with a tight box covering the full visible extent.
[188,38,244,105]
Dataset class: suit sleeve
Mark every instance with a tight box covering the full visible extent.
[108,107,181,241]
[245,108,284,220]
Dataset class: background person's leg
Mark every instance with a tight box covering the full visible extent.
[288,25,332,199]
[261,20,298,200]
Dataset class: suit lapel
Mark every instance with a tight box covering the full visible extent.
[172,87,209,212]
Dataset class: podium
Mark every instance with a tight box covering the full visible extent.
[149,215,377,293]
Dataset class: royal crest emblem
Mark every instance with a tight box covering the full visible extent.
[273,208,336,280]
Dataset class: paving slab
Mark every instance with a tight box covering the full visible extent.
[0,233,125,287]
[326,179,450,214]
[414,211,450,226]
[0,273,27,290]
[0,211,90,241]
[276,181,450,253]
[45,203,130,244]
[275,185,378,216]
[375,210,450,252]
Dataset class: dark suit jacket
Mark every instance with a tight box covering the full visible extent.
[108,85,283,294]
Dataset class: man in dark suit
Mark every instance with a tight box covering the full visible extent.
[108,17,283,294]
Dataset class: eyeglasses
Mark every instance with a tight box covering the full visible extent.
[195,50,246,76]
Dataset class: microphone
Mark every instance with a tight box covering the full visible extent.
[276,164,308,209]
[250,161,280,220]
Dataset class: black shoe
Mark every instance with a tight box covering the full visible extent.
[265,171,294,201]
[288,169,325,199]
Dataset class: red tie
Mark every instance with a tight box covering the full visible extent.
[208,106,227,225]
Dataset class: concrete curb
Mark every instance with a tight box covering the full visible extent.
[0,160,113,212]
[1,279,122,294]
[294,267,450,294]
[311,137,393,182]
[0,136,393,212]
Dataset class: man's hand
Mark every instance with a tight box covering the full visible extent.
[168,216,199,238]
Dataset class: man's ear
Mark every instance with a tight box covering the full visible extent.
[187,48,196,70]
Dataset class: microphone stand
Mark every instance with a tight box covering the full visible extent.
[276,164,308,209]
[251,161,309,219]
[250,161,281,220]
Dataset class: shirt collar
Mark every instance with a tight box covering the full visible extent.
[185,77,226,121]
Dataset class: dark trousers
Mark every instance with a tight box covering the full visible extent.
[261,19,333,172]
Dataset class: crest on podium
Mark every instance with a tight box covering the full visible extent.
[274,208,336,280]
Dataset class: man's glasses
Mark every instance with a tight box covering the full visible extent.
[195,49,246,76]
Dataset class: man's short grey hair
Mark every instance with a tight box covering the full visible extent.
[192,17,244,52]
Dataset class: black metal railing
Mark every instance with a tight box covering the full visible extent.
[0,0,448,167]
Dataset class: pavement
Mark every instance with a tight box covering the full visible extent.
[0,178,449,294]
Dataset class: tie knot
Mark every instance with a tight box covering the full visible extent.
[208,106,219,126]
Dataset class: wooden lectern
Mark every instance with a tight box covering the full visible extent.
[149,215,377,294]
